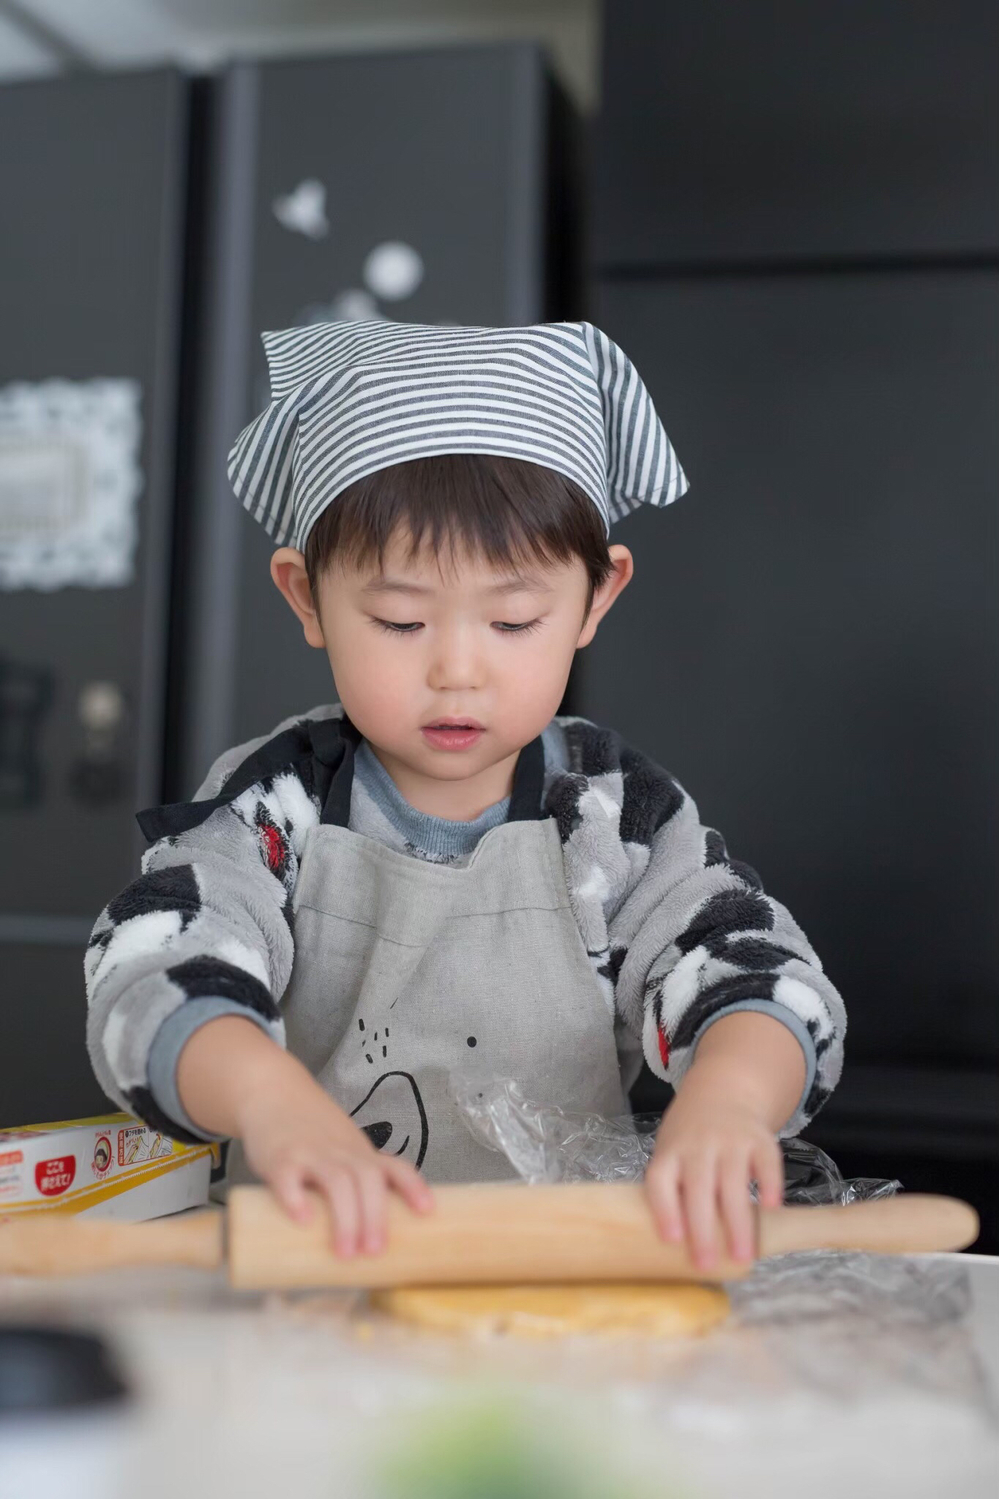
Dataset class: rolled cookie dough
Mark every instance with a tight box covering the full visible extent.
[371,1282,730,1339]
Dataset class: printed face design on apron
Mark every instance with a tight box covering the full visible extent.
[350,1067,428,1168]
[225,717,627,1187]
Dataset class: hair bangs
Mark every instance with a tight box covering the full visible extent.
[303,454,614,614]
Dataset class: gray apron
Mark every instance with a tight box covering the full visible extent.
[227,718,627,1185]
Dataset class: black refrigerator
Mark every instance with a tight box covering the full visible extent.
[170,43,581,802]
[0,69,190,1123]
[0,43,581,1124]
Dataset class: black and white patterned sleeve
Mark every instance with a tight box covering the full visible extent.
[84,738,321,1142]
[549,719,845,1137]
[607,749,846,1134]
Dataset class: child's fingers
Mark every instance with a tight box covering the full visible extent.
[718,1153,755,1263]
[316,1165,361,1258]
[752,1138,784,1209]
[384,1156,434,1214]
[271,1162,315,1225]
[680,1156,721,1271]
[355,1164,388,1255]
[645,1156,684,1244]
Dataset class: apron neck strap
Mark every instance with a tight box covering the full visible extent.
[320,716,546,827]
[319,715,362,826]
[507,732,546,822]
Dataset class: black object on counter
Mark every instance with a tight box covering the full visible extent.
[0,1326,129,1418]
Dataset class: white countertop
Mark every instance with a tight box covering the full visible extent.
[1,1250,997,1499]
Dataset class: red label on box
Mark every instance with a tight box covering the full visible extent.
[35,1156,76,1196]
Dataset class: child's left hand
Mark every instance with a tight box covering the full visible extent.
[646,1088,783,1270]
[644,1010,805,1270]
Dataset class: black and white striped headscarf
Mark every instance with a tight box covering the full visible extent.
[228,319,688,548]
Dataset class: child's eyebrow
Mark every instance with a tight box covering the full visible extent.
[360,574,554,597]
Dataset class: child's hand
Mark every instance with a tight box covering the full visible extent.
[643,1011,806,1270]
[238,1078,434,1257]
[642,1061,792,1271]
[645,1074,784,1272]
[176,1015,433,1257]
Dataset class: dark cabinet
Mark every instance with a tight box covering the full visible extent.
[593,2,999,1243]
[0,70,190,1122]
[593,0,999,269]
[581,271,999,1068]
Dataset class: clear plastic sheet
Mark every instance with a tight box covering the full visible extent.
[451,1076,653,1188]
[450,1075,901,1203]
[443,1076,992,1419]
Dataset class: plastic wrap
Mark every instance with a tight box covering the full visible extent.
[450,1075,900,1203]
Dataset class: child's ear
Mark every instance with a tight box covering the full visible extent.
[576,545,634,648]
[270,548,325,649]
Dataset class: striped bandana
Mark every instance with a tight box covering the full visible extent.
[227,319,688,548]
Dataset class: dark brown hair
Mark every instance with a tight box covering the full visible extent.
[303,453,614,619]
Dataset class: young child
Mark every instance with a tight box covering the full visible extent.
[85,319,845,1272]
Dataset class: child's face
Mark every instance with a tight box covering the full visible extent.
[272,522,632,789]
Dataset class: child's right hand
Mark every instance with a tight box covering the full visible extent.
[175,1014,433,1257]
[238,1078,434,1257]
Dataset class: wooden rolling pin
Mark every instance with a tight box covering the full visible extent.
[0,1184,979,1288]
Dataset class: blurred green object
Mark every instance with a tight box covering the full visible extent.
[376,1396,663,1499]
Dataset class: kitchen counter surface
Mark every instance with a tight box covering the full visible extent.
[0,1245,996,1499]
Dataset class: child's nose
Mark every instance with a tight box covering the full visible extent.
[426,623,485,691]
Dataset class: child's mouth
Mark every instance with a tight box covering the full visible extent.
[421,723,484,751]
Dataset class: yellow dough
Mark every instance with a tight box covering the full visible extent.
[370,1282,730,1339]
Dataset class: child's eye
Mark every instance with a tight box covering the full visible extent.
[495,620,543,635]
[373,619,422,634]
[372,618,543,636]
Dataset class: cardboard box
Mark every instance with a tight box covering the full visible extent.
[0,1114,218,1220]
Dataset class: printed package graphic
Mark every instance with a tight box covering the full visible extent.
[0,1113,217,1221]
